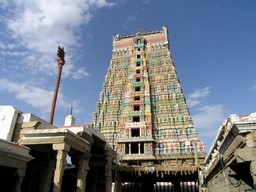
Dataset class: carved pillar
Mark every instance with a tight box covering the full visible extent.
[76,153,91,192]
[104,147,115,192]
[25,159,40,192]
[52,143,70,192]
[105,155,113,192]
[39,155,56,192]
[247,131,256,188]
[13,169,26,192]
[250,160,256,188]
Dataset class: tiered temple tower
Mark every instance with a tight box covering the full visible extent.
[92,27,205,189]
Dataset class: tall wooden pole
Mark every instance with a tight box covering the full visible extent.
[49,46,65,125]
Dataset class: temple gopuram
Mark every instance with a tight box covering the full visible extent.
[92,26,206,191]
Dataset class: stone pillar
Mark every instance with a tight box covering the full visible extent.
[52,143,70,192]
[13,169,26,192]
[105,155,113,192]
[39,157,56,192]
[247,131,256,188]
[25,160,40,192]
[250,160,256,188]
[76,153,91,192]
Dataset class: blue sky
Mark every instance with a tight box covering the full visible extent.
[0,0,256,152]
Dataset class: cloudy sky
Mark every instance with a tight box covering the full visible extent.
[1,0,256,152]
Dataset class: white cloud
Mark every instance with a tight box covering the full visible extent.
[0,0,9,9]
[1,0,115,79]
[187,87,210,107]
[0,42,5,49]
[0,50,28,56]
[0,0,114,120]
[5,0,115,51]
[122,12,138,29]
[187,87,226,151]
[0,42,17,50]
[189,87,211,99]
[192,104,226,134]
[0,78,73,113]
[63,62,91,79]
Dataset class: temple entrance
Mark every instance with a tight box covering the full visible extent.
[114,167,199,192]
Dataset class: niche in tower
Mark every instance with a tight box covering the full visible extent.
[133,116,140,122]
[134,105,140,111]
[134,36,144,45]
[131,128,140,137]
[135,86,141,92]
[134,96,140,101]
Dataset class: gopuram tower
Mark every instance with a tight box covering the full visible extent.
[92,26,206,191]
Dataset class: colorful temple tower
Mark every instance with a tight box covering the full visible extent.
[92,27,205,188]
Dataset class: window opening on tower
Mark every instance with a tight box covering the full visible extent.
[129,143,144,154]
[134,96,140,101]
[133,116,140,122]
[135,86,141,92]
[134,105,140,111]
[136,62,141,66]
[131,128,140,137]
